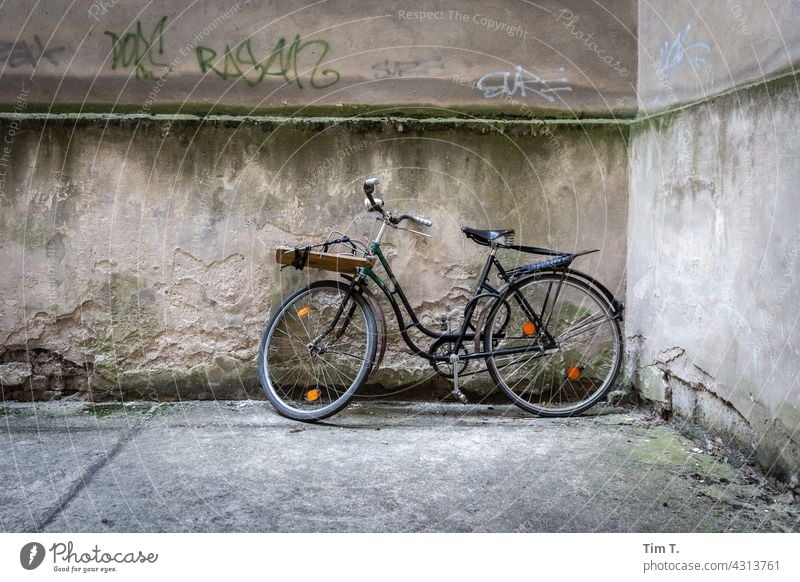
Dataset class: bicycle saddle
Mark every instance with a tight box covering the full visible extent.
[461,227,515,245]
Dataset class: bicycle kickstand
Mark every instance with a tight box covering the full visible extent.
[450,353,469,404]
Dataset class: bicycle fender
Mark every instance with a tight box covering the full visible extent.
[358,285,388,377]
[339,274,388,374]
[511,269,624,321]
[563,268,624,321]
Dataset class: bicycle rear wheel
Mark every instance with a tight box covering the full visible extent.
[259,280,377,421]
[483,272,622,416]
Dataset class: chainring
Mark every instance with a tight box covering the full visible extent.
[429,337,471,378]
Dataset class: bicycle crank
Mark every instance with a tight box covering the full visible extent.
[430,338,470,378]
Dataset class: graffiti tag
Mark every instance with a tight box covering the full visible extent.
[104,16,168,80]
[658,22,711,79]
[371,56,444,79]
[0,36,65,68]
[196,35,340,89]
[476,65,572,102]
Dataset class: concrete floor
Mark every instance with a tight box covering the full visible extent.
[0,400,797,533]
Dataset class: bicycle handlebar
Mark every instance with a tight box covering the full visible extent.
[364,177,379,195]
[363,177,433,228]
[363,177,382,213]
[395,214,432,227]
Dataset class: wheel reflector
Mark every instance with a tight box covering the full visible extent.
[522,321,537,336]
[305,388,321,401]
[566,367,581,381]
[297,306,311,317]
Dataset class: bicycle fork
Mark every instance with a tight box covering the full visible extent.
[308,277,361,353]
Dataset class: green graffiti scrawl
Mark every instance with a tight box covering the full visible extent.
[196,34,340,89]
[104,16,168,80]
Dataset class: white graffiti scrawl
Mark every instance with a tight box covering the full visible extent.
[654,22,713,104]
[658,22,711,79]
[476,65,572,102]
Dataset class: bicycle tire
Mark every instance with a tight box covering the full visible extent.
[258,280,378,421]
[483,272,623,417]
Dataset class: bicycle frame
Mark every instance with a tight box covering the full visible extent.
[341,233,561,365]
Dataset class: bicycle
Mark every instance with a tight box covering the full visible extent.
[259,177,624,421]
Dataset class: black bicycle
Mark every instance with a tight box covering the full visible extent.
[259,177,624,421]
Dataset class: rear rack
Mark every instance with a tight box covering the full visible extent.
[503,249,600,280]
[504,254,575,279]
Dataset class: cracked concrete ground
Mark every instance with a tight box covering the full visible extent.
[0,401,797,533]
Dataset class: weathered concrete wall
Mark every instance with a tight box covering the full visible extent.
[0,0,633,402]
[638,0,800,112]
[0,117,628,401]
[627,76,800,485]
[0,0,637,117]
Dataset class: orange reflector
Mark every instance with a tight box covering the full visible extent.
[297,306,311,317]
[566,367,581,381]
[306,388,321,402]
[522,321,537,337]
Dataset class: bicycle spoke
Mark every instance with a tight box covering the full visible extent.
[319,355,357,391]
[556,313,607,343]
[260,282,377,419]
[323,348,370,362]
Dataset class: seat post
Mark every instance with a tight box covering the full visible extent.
[473,246,497,294]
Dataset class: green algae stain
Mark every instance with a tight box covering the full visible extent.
[86,272,161,378]
[630,427,739,482]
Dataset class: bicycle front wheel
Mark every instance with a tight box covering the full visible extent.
[483,272,622,417]
[259,280,377,421]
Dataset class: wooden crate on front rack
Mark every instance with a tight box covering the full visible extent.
[275,246,375,274]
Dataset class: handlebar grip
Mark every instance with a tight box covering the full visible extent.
[395,213,432,227]
[364,177,379,199]
[363,177,384,213]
